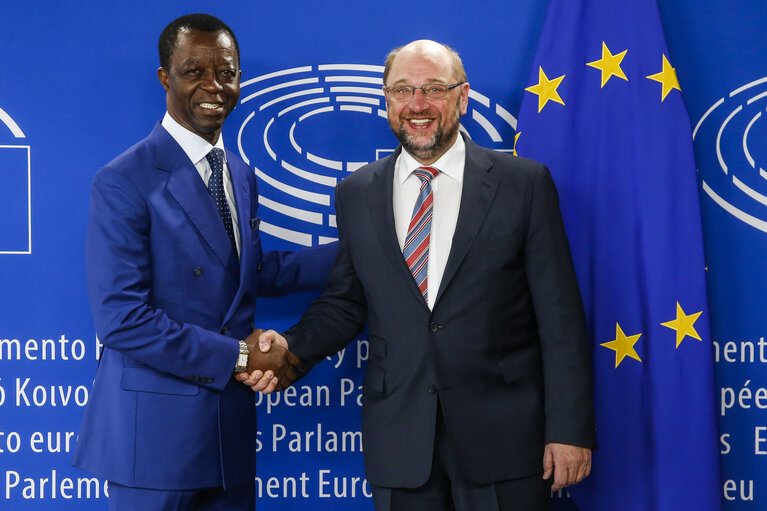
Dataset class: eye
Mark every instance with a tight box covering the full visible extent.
[392,86,412,96]
[219,69,236,81]
[424,84,447,96]
[184,68,201,77]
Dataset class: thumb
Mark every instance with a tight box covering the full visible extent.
[258,330,275,352]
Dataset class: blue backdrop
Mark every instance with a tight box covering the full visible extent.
[0,1,763,509]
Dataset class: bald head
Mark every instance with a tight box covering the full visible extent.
[383,40,467,86]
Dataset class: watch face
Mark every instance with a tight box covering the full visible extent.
[238,353,248,367]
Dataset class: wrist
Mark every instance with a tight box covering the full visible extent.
[234,339,249,373]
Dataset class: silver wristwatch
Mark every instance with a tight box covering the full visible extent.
[234,340,249,373]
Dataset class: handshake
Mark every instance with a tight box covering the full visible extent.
[234,329,301,394]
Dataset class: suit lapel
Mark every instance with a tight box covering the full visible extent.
[223,153,253,323]
[434,138,500,305]
[230,152,251,279]
[366,150,431,309]
[154,125,239,277]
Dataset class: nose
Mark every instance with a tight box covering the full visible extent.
[409,88,429,112]
[200,69,224,92]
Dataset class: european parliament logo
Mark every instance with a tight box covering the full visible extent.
[695,76,767,234]
[232,63,516,246]
[0,105,31,254]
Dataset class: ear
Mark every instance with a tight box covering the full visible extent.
[459,82,470,115]
[157,67,170,91]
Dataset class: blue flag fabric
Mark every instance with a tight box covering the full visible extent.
[515,1,720,509]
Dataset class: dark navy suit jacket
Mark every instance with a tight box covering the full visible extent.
[287,135,597,488]
[72,123,334,490]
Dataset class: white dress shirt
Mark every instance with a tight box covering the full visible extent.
[393,135,465,310]
[161,112,241,254]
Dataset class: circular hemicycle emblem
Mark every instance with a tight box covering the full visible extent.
[232,64,517,246]
[694,76,767,234]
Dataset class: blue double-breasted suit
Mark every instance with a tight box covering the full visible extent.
[72,123,333,490]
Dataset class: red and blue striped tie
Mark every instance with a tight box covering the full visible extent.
[403,166,439,302]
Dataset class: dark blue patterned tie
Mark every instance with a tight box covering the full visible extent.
[205,148,236,249]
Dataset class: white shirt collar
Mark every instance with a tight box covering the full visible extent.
[396,133,465,185]
[161,112,226,165]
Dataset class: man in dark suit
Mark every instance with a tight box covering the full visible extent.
[248,39,596,510]
[72,14,333,510]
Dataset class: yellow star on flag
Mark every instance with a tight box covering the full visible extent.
[525,66,565,113]
[586,41,628,88]
[646,54,681,101]
[512,131,521,156]
[601,323,642,368]
[661,302,703,348]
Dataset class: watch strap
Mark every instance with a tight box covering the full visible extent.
[234,339,249,373]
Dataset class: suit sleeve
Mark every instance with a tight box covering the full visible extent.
[257,244,337,298]
[524,166,597,449]
[241,168,336,298]
[86,167,238,391]
[283,186,368,367]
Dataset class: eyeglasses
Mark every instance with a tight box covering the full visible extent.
[384,82,465,101]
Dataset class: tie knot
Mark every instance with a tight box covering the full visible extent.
[206,148,225,168]
[413,166,439,183]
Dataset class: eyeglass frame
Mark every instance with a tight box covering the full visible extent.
[384,82,466,101]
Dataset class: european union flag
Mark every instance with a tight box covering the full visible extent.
[516,1,720,509]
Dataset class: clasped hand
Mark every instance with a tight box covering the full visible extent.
[234,329,300,394]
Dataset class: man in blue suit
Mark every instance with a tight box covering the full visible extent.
[250,40,596,510]
[72,14,334,510]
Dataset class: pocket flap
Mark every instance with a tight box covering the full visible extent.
[121,366,200,396]
[364,362,385,393]
[369,337,386,359]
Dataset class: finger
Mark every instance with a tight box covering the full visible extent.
[249,378,269,392]
[574,457,591,485]
[542,447,554,481]
[551,466,567,491]
[286,350,302,367]
[251,371,275,392]
[278,375,293,389]
[261,377,279,395]
[243,370,263,386]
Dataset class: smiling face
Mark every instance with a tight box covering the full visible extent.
[384,41,469,165]
[157,28,241,144]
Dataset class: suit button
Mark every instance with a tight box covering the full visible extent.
[428,385,437,394]
[193,267,203,277]
[257,263,263,271]
[429,323,439,332]
[221,325,229,334]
